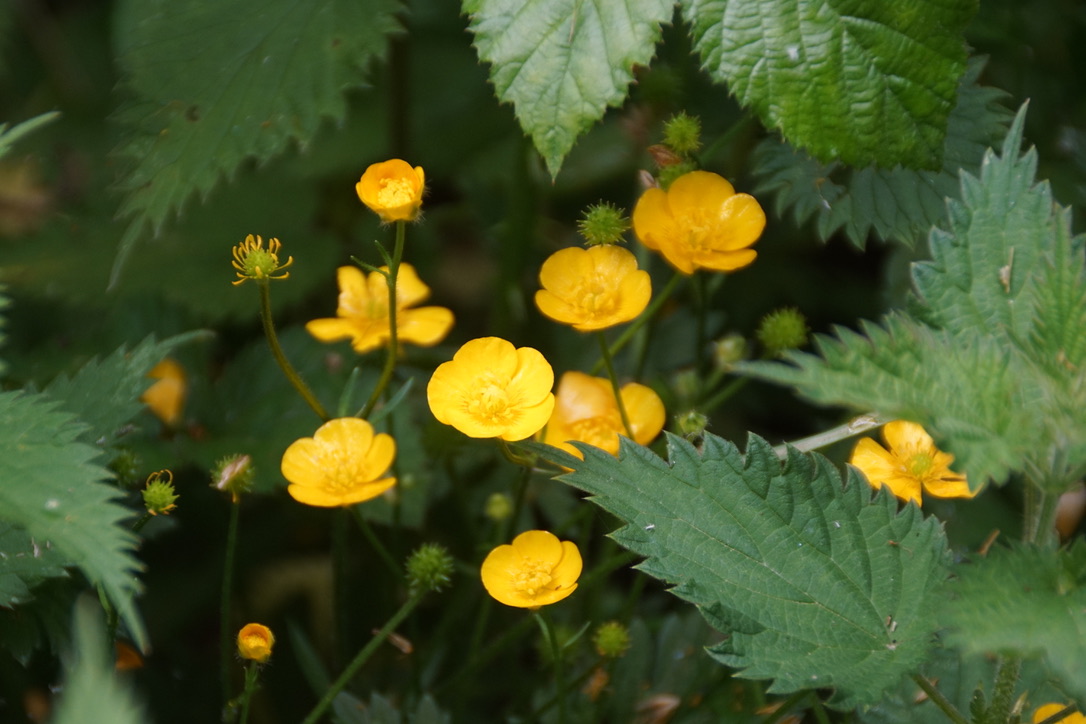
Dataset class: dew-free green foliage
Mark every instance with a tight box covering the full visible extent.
[744,107,1086,489]
[0,111,59,160]
[465,0,674,178]
[753,58,1012,248]
[682,0,974,168]
[52,598,147,724]
[0,391,145,649]
[0,521,69,607]
[111,0,400,276]
[942,544,1086,703]
[545,433,950,708]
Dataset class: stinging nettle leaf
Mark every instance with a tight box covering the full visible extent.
[465,0,674,178]
[682,0,975,168]
[543,432,950,709]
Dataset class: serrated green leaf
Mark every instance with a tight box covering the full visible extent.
[744,106,1086,489]
[543,432,950,709]
[465,0,673,177]
[0,521,70,608]
[682,0,975,168]
[43,332,209,446]
[0,391,145,649]
[753,57,1011,247]
[52,598,147,724]
[111,0,400,278]
[0,578,78,663]
[942,544,1086,704]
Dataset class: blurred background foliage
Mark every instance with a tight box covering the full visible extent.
[0,0,1083,722]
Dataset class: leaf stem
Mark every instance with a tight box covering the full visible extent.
[911,674,970,724]
[591,271,684,375]
[772,412,891,459]
[596,331,634,438]
[300,589,426,724]
[257,280,329,422]
[361,220,407,419]
[348,505,402,581]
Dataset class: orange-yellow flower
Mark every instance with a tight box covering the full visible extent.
[306,264,453,354]
[427,337,554,441]
[142,358,186,426]
[1033,704,1085,724]
[236,623,274,663]
[356,159,425,223]
[535,245,651,331]
[280,418,396,507]
[849,420,976,505]
[543,371,664,458]
[632,170,766,274]
[481,530,582,609]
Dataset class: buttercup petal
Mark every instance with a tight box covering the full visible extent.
[631,187,670,251]
[509,347,556,405]
[398,307,454,347]
[719,194,767,250]
[666,170,736,215]
[499,395,555,442]
[550,540,583,588]
[538,247,596,298]
[620,383,666,445]
[882,420,932,453]
[394,263,432,308]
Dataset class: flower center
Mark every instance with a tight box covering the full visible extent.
[570,413,622,450]
[575,278,618,318]
[680,208,717,252]
[321,449,373,492]
[466,378,515,424]
[512,558,554,597]
[377,178,415,208]
[906,451,935,479]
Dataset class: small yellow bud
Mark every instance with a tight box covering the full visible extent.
[142,470,178,516]
[237,623,274,663]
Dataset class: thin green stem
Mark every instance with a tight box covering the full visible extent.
[1024,482,1059,547]
[237,661,261,724]
[596,331,634,438]
[220,501,241,711]
[348,505,402,580]
[361,221,407,419]
[534,611,567,724]
[808,692,832,724]
[772,413,891,459]
[130,512,154,534]
[257,280,329,422]
[591,271,684,375]
[911,674,970,724]
[301,590,426,724]
[1037,706,1081,724]
[332,509,349,667]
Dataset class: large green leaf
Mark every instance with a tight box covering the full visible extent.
[111,0,400,279]
[0,391,145,649]
[942,544,1086,704]
[752,57,1011,248]
[465,0,674,177]
[744,106,1086,489]
[543,432,950,709]
[0,521,70,608]
[682,0,975,168]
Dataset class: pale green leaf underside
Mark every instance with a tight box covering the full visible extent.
[745,107,1086,489]
[753,57,1011,247]
[465,0,674,177]
[111,0,399,278]
[683,0,974,168]
[942,544,1086,703]
[0,392,145,649]
[544,433,949,709]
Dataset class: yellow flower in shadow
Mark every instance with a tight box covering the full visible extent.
[543,371,664,458]
[142,358,186,426]
[535,245,651,331]
[280,418,396,507]
[356,159,425,223]
[481,530,582,609]
[427,337,554,441]
[236,623,275,663]
[306,264,454,354]
[1033,704,1086,724]
[849,420,976,505]
[632,170,766,274]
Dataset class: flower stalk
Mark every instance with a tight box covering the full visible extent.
[361,219,407,418]
[221,499,241,711]
[591,271,684,375]
[257,279,330,422]
[534,610,568,724]
[595,332,634,439]
[236,660,262,724]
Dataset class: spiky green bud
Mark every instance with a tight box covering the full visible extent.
[142,470,178,516]
[578,202,630,246]
[406,543,454,593]
[663,112,702,156]
[593,621,632,658]
[756,307,810,356]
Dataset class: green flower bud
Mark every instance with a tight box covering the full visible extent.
[142,470,178,516]
[484,492,514,523]
[578,202,630,246]
[593,621,632,659]
[676,410,709,441]
[712,334,747,371]
[406,543,454,593]
[212,454,254,503]
[663,112,702,156]
[756,307,810,356]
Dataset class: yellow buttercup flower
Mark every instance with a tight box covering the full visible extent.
[356,159,425,223]
[280,418,396,507]
[231,234,293,285]
[427,337,555,441]
[849,420,976,505]
[142,358,186,426]
[543,371,664,458]
[306,264,454,354]
[632,170,766,274]
[236,623,274,663]
[535,245,651,331]
[1033,704,1085,724]
[481,530,582,609]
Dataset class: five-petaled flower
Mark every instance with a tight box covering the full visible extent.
[306,264,454,354]
[427,337,555,441]
[356,159,425,223]
[542,371,664,458]
[849,420,976,505]
[632,170,766,274]
[281,418,396,507]
[535,245,651,331]
[481,530,582,609]
[236,623,275,663]
[231,234,293,285]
